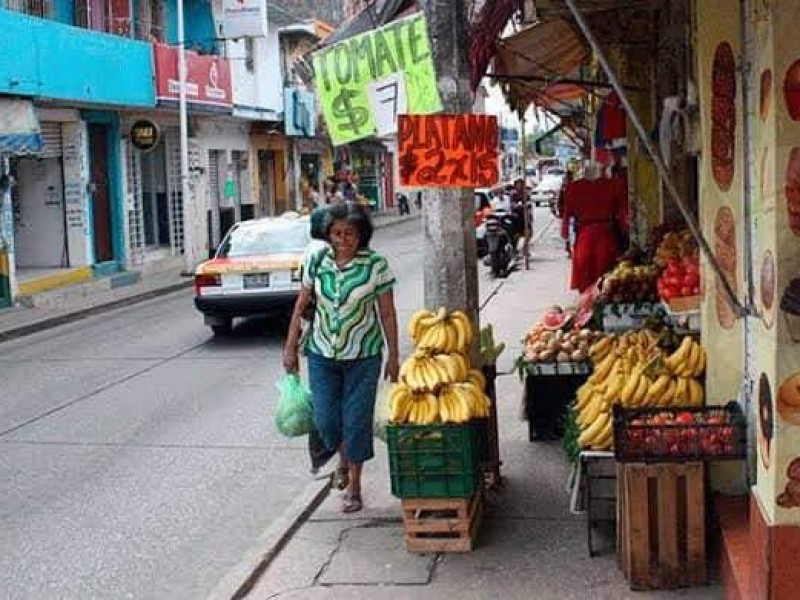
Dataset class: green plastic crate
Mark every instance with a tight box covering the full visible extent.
[387,423,481,498]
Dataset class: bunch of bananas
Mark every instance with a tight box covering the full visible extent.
[391,307,490,425]
[574,330,708,450]
[408,308,474,353]
[389,380,490,424]
[400,350,471,391]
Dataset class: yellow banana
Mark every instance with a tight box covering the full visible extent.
[632,375,650,406]
[602,373,625,405]
[665,336,694,374]
[620,371,642,406]
[421,393,439,424]
[589,352,616,384]
[452,353,470,381]
[428,354,453,384]
[450,311,473,351]
[579,411,611,447]
[677,342,698,378]
[467,368,486,391]
[693,345,707,377]
[438,390,454,423]
[589,336,613,361]
[408,309,434,343]
[688,378,705,406]
[674,377,690,404]
[589,417,614,449]
[659,378,678,406]
[645,374,671,405]
[449,386,472,422]
[578,395,606,428]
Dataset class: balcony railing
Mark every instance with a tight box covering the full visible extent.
[3,0,53,18]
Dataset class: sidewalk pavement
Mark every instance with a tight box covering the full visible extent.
[213,225,723,600]
[0,211,420,343]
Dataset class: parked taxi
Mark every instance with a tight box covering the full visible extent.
[193,214,311,335]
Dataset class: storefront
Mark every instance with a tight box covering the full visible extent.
[251,124,289,217]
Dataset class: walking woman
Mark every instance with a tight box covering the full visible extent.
[283,202,400,513]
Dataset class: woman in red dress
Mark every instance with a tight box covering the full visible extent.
[561,165,628,292]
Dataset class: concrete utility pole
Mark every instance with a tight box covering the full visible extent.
[422,0,479,319]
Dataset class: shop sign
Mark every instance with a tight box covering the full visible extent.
[313,13,442,146]
[154,44,233,109]
[130,120,160,152]
[397,114,499,188]
[220,0,267,39]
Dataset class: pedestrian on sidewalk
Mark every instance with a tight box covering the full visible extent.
[283,202,400,514]
[561,161,627,292]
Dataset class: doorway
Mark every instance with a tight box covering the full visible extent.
[89,124,113,263]
[258,149,276,215]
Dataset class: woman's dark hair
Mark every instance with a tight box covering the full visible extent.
[309,206,329,240]
[325,201,373,249]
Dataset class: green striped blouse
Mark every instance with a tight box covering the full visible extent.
[303,247,395,360]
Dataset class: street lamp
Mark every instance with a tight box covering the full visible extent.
[177,0,195,275]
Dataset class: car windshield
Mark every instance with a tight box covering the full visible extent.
[216,220,310,258]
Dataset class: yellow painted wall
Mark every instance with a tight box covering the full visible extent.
[695,0,747,494]
[753,0,800,526]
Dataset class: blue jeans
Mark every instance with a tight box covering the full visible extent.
[306,352,383,464]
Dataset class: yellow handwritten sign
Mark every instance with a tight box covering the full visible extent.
[313,13,442,146]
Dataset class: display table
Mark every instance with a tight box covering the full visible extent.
[524,361,590,441]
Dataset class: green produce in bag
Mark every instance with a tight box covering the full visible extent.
[275,373,315,437]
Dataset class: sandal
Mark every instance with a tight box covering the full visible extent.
[333,467,349,491]
[341,493,363,514]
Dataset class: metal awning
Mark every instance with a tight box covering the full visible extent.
[0,98,43,156]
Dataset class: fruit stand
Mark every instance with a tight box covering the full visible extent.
[387,308,497,553]
[518,306,598,441]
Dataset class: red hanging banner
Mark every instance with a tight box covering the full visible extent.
[397,114,499,188]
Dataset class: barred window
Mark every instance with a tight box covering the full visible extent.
[4,0,53,18]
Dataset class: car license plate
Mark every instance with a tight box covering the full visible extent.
[243,272,270,289]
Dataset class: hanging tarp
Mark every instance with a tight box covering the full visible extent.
[0,98,43,156]
[492,18,589,114]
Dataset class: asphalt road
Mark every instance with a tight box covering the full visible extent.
[0,210,554,599]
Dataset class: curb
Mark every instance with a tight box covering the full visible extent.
[205,477,331,600]
[0,280,192,344]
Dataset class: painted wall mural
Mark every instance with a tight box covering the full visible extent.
[781,279,800,341]
[785,147,800,236]
[761,250,776,328]
[783,59,800,121]
[714,205,738,329]
[761,69,772,121]
[759,373,774,470]
[711,42,737,191]
[777,457,800,508]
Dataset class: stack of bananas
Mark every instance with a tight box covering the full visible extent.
[389,308,492,425]
[574,330,707,450]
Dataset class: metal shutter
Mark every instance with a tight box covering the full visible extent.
[39,122,63,159]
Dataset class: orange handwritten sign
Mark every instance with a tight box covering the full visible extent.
[398,114,499,188]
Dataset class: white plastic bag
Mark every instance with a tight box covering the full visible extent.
[373,381,392,442]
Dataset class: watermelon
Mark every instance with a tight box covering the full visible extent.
[541,306,572,331]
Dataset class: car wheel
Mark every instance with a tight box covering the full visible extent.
[211,319,233,336]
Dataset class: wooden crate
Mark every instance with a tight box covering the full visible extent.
[401,491,483,553]
[617,462,706,590]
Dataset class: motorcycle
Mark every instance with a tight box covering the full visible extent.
[484,209,519,277]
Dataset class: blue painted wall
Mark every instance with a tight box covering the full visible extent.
[0,9,155,107]
[53,0,75,25]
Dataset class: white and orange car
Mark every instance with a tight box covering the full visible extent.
[193,215,312,335]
